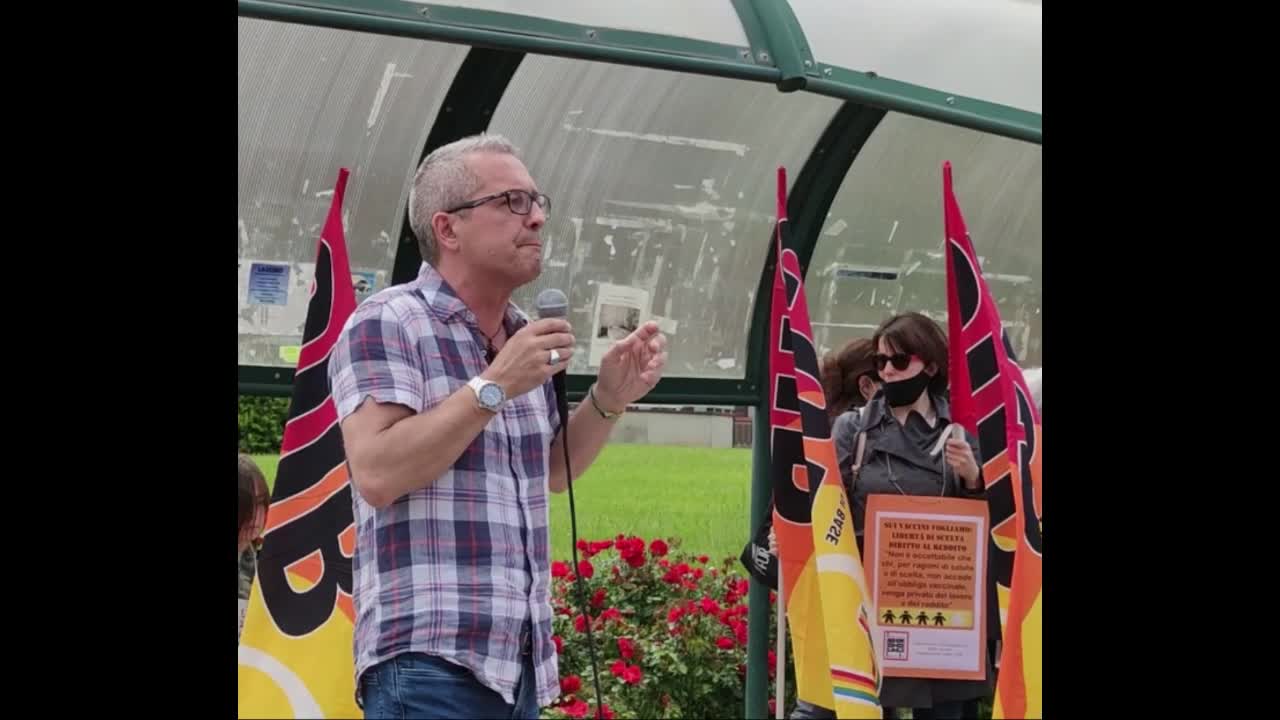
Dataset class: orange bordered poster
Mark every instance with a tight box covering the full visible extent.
[863,494,989,681]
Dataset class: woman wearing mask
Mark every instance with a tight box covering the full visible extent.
[819,337,881,420]
[787,314,990,719]
[839,312,990,720]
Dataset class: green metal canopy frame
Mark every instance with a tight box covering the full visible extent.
[237,2,1042,717]
[236,0,1041,401]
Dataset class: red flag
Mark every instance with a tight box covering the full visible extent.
[239,168,363,717]
[770,167,881,717]
[942,162,1042,718]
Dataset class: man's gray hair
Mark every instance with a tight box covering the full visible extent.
[408,133,522,265]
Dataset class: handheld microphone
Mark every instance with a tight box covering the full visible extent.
[534,288,570,426]
[534,287,604,718]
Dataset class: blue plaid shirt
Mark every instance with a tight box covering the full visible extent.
[328,263,561,707]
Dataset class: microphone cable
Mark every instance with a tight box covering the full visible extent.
[560,397,606,719]
[534,288,604,718]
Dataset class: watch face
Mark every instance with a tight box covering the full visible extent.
[479,383,504,407]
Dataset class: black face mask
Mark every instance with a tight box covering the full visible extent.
[883,371,932,407]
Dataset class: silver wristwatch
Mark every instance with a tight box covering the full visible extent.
[467,377,506,413]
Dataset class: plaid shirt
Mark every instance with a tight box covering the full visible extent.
[328,263,561,707]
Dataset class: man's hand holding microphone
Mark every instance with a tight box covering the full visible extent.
[480,318,575,400]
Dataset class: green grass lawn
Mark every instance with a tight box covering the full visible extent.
[251,443,754,564]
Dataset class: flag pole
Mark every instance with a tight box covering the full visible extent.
[775,565,786,719]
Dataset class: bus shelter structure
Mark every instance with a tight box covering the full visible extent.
[237,2,1041,716]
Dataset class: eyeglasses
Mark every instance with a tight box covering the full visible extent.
[446,189,550,216]
[873,352,918,372]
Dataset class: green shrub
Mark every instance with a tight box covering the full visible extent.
[238,396,289,454]
[543,536,797,719]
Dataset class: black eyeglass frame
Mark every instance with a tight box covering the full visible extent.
[445,189,550,216]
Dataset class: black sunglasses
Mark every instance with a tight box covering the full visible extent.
[873,352,917,372]
[445,189,550,216]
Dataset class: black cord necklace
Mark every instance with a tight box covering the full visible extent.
[480,322,504,364]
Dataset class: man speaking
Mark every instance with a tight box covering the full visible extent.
[328,134,668,719]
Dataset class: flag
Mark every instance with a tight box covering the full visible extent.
[941,162,1043,718]
[238,168,362,719]
[769,167,881,718]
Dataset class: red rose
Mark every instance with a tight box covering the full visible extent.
[658,559,670,568]
[692,568,704,580]
[699,597,721,615]
[698,555,709,564]
[649,539,669,557]
[576,539,592,557]
[675,562,691,576]
[552,561,570,579]
[617,536,647,568]
[662,567,682,584]
[769,591,777,605]
[560,675,582,695]
[769,699,777,715]
[732,620,748,645]
[600,607,622,623]
[609,660,627,677]
[553,634,564,653]
[574,614,589,633]
[562,697,589,718]
[617,636,635,660]
[667,606,684,623]
[622,664,643,685]
[716,636,735,650]
[590,588,606,608]
[577,560,594,579]
[598,703,615,719]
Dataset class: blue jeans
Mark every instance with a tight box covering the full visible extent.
[359,653,539,719]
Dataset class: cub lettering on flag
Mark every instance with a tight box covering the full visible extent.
[942,161,1042,719]
[238,168,362,719]
[770,166,881,718]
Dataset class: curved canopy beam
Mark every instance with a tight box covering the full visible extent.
[389,46,525,285]
[238,0,1040,143]
[739,98,886,720]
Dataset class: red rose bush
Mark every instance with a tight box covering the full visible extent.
[542,536,795,719]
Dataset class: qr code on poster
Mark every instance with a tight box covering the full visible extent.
[884,631,909,661]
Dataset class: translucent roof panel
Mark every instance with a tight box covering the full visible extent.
[410,0,750,47]
[791,0,1042,113]
[805,113,1041,369]
[491,56,841,380]
[238,18,467,368]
